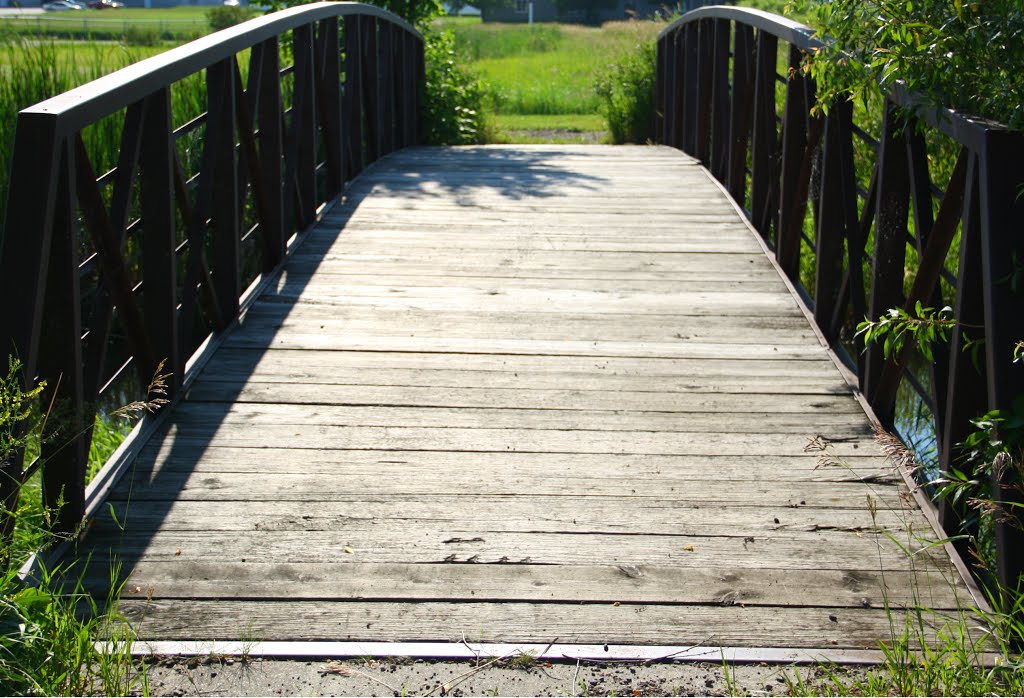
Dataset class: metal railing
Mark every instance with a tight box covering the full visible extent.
[0,2,423,538]
[656,6,1024,591]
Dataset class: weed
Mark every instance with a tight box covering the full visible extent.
[594,34,657,143]
[506,650,537,669]
[784,434,1024,696]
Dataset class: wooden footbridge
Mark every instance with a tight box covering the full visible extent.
[2,4,1022,662]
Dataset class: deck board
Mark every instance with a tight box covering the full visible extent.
[78,145,982,652]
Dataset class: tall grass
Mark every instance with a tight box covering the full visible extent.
[1,363,150,694]
[442,20,662,120]
[0,37,147,237]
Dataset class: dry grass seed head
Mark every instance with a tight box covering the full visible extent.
[872,424,920,477]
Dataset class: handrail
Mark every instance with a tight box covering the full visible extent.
[24,3,420,134]
[0,2,424,538]
[656,5,1024,593]
[658,6,821,51]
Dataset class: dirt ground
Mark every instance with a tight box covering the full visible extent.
[143,655,855,696]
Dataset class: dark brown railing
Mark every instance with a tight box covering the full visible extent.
[657,6,1024,592]
[0,3,423,538]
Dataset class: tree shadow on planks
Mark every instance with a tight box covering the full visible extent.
[69,145,619,623]
[336,146,611,208]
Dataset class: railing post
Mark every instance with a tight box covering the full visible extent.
[978,128,1024,594]
[140,87,182,394]
[36,139,86,534]
[207,58,241,322]
[0,114,62,542]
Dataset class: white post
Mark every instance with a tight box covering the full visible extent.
[528,1,533,25]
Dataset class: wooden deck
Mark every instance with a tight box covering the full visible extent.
[81,145,979,656]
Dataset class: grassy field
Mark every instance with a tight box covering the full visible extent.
[436,17,663,142]
[0,7,210,41]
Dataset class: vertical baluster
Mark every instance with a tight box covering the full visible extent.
[36,138,86,534]
[414,35,424,145]
[662,30,675,146]
[727,23,754,204]
[403,31,416,148]
[978,128,1024,593]
[777,44,809,278]
[655,36,665,143]
[750,30,778,239]
[394,27,406,150]
[939,154,986,564]
[344,15,364,177]
[380,22,394,156]
[207,59,241,321]
[362,16,381,163]
[254,37,285,268]
[681,21,699,154]
[863,100,910,411]
[693,19,714,163]
[708,18,731,180]
[906,125,950,438]
[317,18,344,198]
[139,87,181,392]
[292,24,317,226]
[813,99,854,338]
[670,29,685,149]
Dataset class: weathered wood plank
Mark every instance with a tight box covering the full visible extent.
[96,498,926,536]
[111,466,906,508]
[106,562,965,609]
[202,347,845,379]
[116,600,979,648]
[82,527,946,570]
[129,446,891,478]
[233,310,820,345]
[166,401,868,434]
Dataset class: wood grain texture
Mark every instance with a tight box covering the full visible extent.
[75,145,979,651]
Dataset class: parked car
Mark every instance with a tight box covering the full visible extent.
[86,0,125,8]
[41,1,84,10]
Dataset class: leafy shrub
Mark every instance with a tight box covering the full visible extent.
[798,0,1024,128]
[594,39,656,144]
[422,30,487,145]
[206,5,259,33]
[122,24,161,47]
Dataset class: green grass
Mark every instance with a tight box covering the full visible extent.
[433,18,662,141]
[493,113,604,131]
[0,7,211,42]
